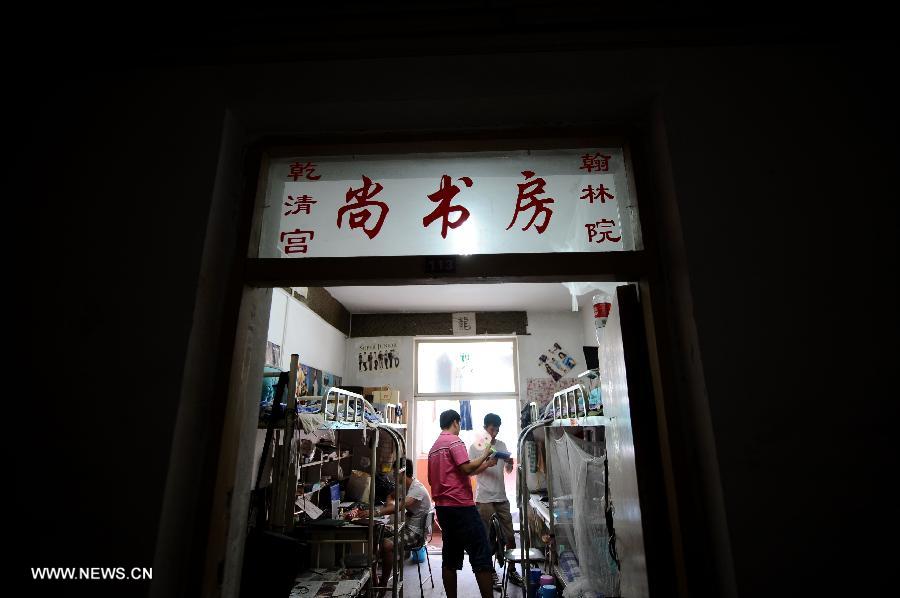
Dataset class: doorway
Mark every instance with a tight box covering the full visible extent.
[205,134,684,598]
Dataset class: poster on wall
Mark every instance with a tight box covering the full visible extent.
[525,377,578,411]
[296,362,342,397]
[353,338,402,377]
[265,341,283,368]
[321,371,343,395]
[260,359,343,427]
[537,341,578,380]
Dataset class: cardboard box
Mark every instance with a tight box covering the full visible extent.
[346,470,371,502]
[372,390,400,404]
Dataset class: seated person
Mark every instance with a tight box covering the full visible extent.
[344,458,433,593]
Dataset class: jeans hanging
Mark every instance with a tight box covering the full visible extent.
[459,400,473,430]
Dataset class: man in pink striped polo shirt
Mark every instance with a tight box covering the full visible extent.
[428,409,498,598]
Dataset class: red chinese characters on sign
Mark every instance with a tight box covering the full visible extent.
[337,175,390,239]
[288,161,321,182]
[579,153,611,173]
[284,194,318,216]
[423,174,473,238]
[506,170,555,234]
[584,219,622,244]
[281,229,315,254]
[580,184,614,204]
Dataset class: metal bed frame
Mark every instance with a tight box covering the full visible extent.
[515,383,609,592]
[268,354,408,597]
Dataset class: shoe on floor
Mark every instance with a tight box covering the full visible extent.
[507,568,524,586]
[492,570,502,591]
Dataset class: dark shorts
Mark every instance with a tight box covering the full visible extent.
[435,505,493,572]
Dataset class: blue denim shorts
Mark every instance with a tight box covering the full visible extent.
[435,505,493,572]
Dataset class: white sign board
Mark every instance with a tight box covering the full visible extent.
[258,148,639,258]
[452,312,476,335]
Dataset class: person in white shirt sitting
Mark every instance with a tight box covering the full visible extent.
[345,458,433,595]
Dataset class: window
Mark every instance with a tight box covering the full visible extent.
[414,337,518,397]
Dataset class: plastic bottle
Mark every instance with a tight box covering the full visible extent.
[592,291,612,343]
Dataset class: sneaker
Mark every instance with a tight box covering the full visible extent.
[507,568,524,587]
[492,570,502,591]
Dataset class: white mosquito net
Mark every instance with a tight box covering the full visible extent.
[548,429,619,597]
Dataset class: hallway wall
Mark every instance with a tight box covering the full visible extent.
[16,35,896,598]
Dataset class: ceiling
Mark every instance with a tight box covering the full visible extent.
[25,4,863,70]
[324,282,623,314]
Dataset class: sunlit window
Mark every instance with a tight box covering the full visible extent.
[415,337,518,396]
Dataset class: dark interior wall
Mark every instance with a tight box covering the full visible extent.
[14,67,230,596]
[658,43,898,596]
[13,36,896,598]
[304,288,352,336]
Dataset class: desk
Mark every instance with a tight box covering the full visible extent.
[290,567,370,597]
[299,517,404,568]
[299,523,373,568]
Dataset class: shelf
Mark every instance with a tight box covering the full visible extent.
[379,423,407,429]
[319,421,368,430]
[529,495,577,529]
[258,418,364,430]
[296,475,350,499]
[529,495,551,527]
[299,454,351,469]
[550,415,608,427]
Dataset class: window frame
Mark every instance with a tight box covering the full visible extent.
[413,335,520,399]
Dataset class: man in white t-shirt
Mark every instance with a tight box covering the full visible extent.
[468,413,524,589]
[344,458,433,594]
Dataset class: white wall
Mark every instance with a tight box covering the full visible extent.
[269,289,347,377]
[570,283,629,349]
[268,289,288,350]
[342,311,586,449]
[581,303,600,349]
[343,311,586,400]
[342,336,415,400]
[518,311,588,400]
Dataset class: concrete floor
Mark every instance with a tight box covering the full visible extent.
[400,553,527,598]
[388,532,529,598]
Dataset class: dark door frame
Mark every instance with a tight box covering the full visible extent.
[200,127,704,598]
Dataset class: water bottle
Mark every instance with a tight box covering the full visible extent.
[528,567,542,598]
[592,291,612,343]
[538,585,557,598]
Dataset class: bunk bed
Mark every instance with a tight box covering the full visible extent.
[516,379,620,598]
[258,354,408,598]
